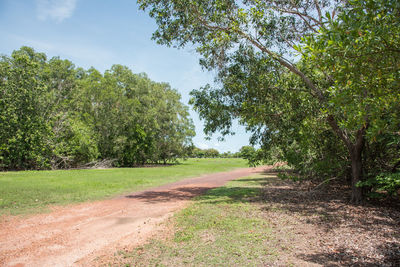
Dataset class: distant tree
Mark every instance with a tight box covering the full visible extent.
[220,151,233,158]
[192,147,205,158]
[204,148,220,158]
[239,146,255,159]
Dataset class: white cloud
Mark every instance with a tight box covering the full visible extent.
[36,0,77,22]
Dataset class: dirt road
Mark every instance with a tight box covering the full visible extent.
[0,166,266,267]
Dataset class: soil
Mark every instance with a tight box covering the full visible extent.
[257,171,400,266]
[0,166,266,267]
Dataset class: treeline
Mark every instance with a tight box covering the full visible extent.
[190,147,221,158]
[189,147,234,158]
[188,145,258,159]
[0,47,195,170]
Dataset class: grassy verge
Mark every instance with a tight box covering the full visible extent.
[0,158,247,215]
[116,174,281,267]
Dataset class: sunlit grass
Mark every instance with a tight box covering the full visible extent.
[121,175,279,267]
[0,158,247,215]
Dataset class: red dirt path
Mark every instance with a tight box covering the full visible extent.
[0,166,266,267]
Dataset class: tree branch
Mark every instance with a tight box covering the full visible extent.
[193,6,353,152]
[313,0,323,22]
[326,115,352,150]
[272,6,322,27]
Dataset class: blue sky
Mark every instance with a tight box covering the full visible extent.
[0,0,252,152]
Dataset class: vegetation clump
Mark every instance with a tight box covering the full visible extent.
[0,47,195,170]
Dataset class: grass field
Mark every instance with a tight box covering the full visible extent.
[0,158,247,215]
[116,174,280,267]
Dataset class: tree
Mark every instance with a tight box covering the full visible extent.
[221,151,233,158]
[139,0,400,202]
[192,147,206,158]
[150,82,195,164]
[0,47,195,169]
[190,147,220,158]
[301,0,400,199]
[239,146,255,159]
[78,64,195,166]
[44,57,99,168]
[204,148,220,158]
[0,47,52,170]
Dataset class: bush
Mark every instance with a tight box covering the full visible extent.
[52,116,99,168]
[357,172,400,198]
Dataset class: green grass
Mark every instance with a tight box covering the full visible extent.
[120,174,279,267]
[0,158,247,215]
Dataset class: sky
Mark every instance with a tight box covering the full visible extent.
[0,0,253,152]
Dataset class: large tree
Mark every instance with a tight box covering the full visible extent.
[138,0,400,202]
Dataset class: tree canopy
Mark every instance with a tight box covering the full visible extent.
[0,47,195,170]
[139,0,400,202]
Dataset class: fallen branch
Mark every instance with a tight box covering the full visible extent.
[311,177,338,192]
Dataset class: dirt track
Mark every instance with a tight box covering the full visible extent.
[0,166,266,267]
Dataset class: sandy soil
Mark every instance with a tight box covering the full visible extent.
[0,166,266,267]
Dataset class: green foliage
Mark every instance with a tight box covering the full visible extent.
[0,47,52,170]
[219,151,236,158]
[139,0,400,201]
[239,146,255,159]
[357,172,400,198]
[52,115,99,168]
[301,0,400,196]
[191,147,220,158]
[238,146,265,167]
[302,0,400,138]
[0,47,195,170]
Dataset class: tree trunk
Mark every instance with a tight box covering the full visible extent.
[326,115,368,204]
[349,129,366,204]
[350,146,363,204]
